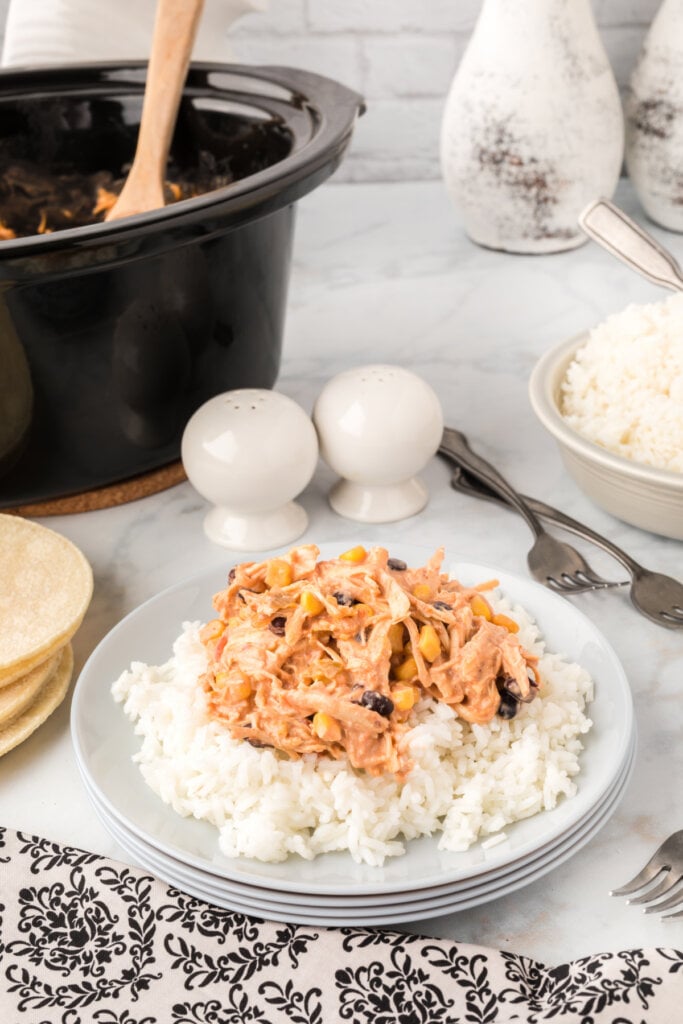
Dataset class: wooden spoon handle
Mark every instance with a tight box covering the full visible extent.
[106,0,205,221]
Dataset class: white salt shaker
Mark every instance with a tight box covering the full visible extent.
[181,389,319,551]
[313,365,443,523]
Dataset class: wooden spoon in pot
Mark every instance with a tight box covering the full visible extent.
[106,0,205,222]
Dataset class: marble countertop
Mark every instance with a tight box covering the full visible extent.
[1,178,681,964]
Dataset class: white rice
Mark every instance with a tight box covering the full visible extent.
[560,293,683,473]
[112,591,593,866]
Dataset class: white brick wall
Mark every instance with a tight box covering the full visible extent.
[232,0,662,181]
[0,0,664,181]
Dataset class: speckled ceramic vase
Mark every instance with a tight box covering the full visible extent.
[625,0,683,232]
[440,0,624,254]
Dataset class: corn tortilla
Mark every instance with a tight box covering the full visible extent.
[0,514,92,681]
[0,646,67,690]
[0,644,73,757]
[0,649,61,726]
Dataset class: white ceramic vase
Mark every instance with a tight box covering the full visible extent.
[440,0,624,254]
[625,0,683,231]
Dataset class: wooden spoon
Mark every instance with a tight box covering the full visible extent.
[106,0,205,222]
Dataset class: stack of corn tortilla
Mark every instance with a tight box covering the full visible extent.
[0,513,93,756]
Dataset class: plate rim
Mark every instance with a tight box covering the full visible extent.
[90,737,636,926]
[81,725,636,910]
[71,543,635,896]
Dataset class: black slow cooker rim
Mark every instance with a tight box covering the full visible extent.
[0,61,365,257]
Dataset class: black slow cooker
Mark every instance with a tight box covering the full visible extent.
[0,62,363,505]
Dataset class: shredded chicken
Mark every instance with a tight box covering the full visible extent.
[92,186,118,217]
[200,545,541,777]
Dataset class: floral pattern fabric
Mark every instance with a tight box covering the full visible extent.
[0,827,681,1023]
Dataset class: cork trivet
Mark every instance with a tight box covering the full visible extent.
[6,461,187,517]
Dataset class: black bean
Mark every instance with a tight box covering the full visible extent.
[269,616,286,636]
[432,600,451,611]
[387,558,407,571]
[333,592,360,607]
[360,690,394,717]
[496,691,518,719]
[497,673,536,704]
[496,673,519,695]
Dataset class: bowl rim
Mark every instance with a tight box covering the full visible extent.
[528,331,683,492]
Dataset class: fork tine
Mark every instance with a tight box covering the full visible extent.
[611,860,667,897]
[547,578,595,595]
[558,575,589,590]
[611,832,683,897]
[574,570,626,589]
[548,575,612,595]
[628,871,677,905]
[643,878,683,914]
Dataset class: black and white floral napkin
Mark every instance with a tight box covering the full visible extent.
[0,827,681,1023]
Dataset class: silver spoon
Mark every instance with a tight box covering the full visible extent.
[579,197,683,292]
[106,0,205,222]
[449,463,683,630]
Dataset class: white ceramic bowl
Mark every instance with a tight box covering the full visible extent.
[529,334,683,540]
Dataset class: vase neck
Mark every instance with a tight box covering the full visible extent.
[476,0,598,36]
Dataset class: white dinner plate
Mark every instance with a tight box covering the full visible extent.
[83,726,635,920]
[87,733,635,926]
[71,543,634,898]
[79,720,635,909]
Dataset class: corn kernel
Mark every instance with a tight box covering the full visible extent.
[214,674,251,702]
[300,590,325,615]
[418,624,441,662]
[231,680,252,701]
[265,559,293,588]
[199,618,224,642]
[395,655,418,681]
[388,623,405,654]
[492,612,519,634]
[412,583,432,601]
[311,712,342,742]
[470,594,493,621]
[339,545,367,562]
[392,685,419,711]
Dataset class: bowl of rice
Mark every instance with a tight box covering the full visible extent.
[529,293,683,539]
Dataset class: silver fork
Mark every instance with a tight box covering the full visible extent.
[448,462,683,630]
[439,428,623,594]
[611,831,683,919]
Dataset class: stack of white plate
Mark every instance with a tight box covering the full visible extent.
[71,551,635,927]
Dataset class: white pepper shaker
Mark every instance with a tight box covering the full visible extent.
[181,389,319,551]
[312,365,443,523]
